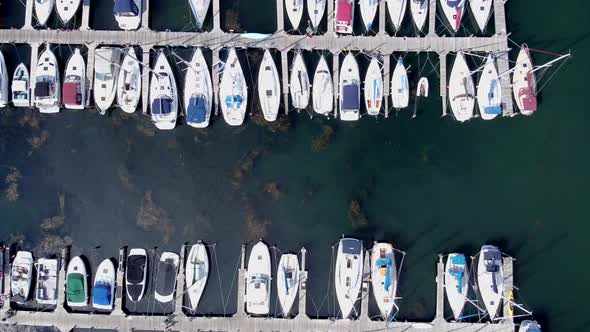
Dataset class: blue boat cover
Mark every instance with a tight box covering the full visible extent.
[187,96,207,123]
[93,282,111,306]
[451,255,466,265]
[341,238,362,255]
[342,84,359,111]
[225,95,243,109]
[113,0,138,15]
[376,254,393,291]
[484,106,502,115]
[152,97,172,115]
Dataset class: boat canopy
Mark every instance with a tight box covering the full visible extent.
[225,95,243,108]
[93,282,112,306]
[126,255,146,283]
[187,96,207,123]
[155,259,177,297]
[35,81,51,97]
[113,0,139,16]
[63,82,81,105]
[152,98,172,115]
[341,238,362,255]
[66,273,85,303]
[451,255,466,265]
[342,84,359,111]
[376,255,393,290]
[337,0,352,22]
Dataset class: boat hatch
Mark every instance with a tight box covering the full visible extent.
[187,96,207,123]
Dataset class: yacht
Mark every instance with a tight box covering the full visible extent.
[387,0,407,31]
[477,245,504,320]
[0,50,8,108]
[185,243,209,311]
[371,243,397,320]
[290,51,310,111]
[335,0,354,34]
[220,48,248,126]
[285,0,304,29]
[512,45,537,115]
[312,55,333,115]
[184,47,212,128]
[391,58,409,110]
[448,51,474,122]
[116,47,141,113]
[364,57,383,116]
[63,48,86,110]
[335,238,363,319]
[477,54,502,120]
[469,0,492,32]
[12,63,31,107]
[34,46,61,114]
[257,50,281,121]
[56,0,81,24]
[410,0,428,31]
[93,259,116,310]
[277,254,299,317]
[307,0,326,33]
[359,0,378,32]
[35,258,59,306]
[113,0,142,30]
[94,47,122,114]
[11,251,34,304]
[35,0,55,26]
[126,248,148,302]
[440,0,465,33]
[339,53,360,121]
[445,253,469,320]
[155,252,180,303]
[66,256,88,308]
[150,51,178,130]
[246,241,271,315]
[189,0,211,30]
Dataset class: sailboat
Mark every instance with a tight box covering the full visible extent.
[290,51,310,111]
[246,241,271,315]
[410,0,428,32]
[185,243,209,311]
[444,253,469,321]
[520,320,542,332]
[56,0,81,24]
[258,50,281,121]
[35,0,55,26]
[189,0,211,30]
[335,0,354,34]
[371,243,397,320]
[0,50,8,108]
[477,245,504,320]
[512,45,537,115]
[220,48,248,126]
[116,47,141,113]
[335,238,363,318]
[391,58,409,110]
[184,47,212,128]
[359,0,378,32]
[285,0,304,29]
[155,251,180,303]
[440,0,465,33]
[339,53,360,121]
[92,259,116,310]
[126,248,148,302]
[150,51,178,130]
[34,46,61,114]
[94,47,122,114]
[469,0,492,32]
[277,254,300,317]
[364,57,383,116]
[11,251,34,305]
[477,54,502,120]
[387,0,407,31]
[35,258,58,305]
[448,51,474,122]
[66,256,88,308]
[12,63,31,107]
[63,48,86,110]
[312,55,333,116]
[307,0,326,33]
[113,0,142,30]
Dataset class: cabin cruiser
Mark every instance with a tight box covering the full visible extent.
[94,47,122,114]
[117,47,142,113]
[113,0,142,30]
[0,50,8,108]
[246,241,271,315]
[150,51,178,130]
[12,63,31,107]
[335,238,363,318]
[11,251,34,304]
[63,48,86,110]
[339,53,360,121]
[34,46,61,114]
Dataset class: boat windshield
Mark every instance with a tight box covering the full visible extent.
[96,72,113,81]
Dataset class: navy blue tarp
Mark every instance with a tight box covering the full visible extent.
[342,84,359,111]
[341,238,362,255]
[113,0,138,15]
[152,97,172,115]
[187,96,207,123]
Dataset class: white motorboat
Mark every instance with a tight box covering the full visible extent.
[307,0,326,32]
[150,51,178,130]
[335,238,363,319]
[34,46,61,114]
[477,245,504,320]
[364,57,383,116]
[410,0,428,31]
[520,320,541,332]
[335,0,354,34]
[113,0,142,30]
[339,53,360,121]
[35,0,55,26]
[35,258,59,306]
[116,47,141,114]
[155,251,180,303]
[189,0,211,30]
[391,58,409,110]
[63,48,86,110]
[0,50,8,108]
[126,248,148,302]
[220,48,248,126]
[92,259,116,310]
[359,0,378,32]
[185,243,209,311]
[258,50,281,121]
[387,0,407,31]
[285,0,304,29]
[184,47,212,128]
[277,254,299,317]
[11,251,34,304]
[477,54,502,120]
[66,256,88,307]
[444,253,469,321]
[290,51,310,111]
[417,77,429,97]
[371,243,397,320]
[312,55,333,116]
[56,0,81,24]
[469,0,492,32]
[440,0,465,33]
[512,45,537,115]
[12,63,31,107]
[246,241,271,316]
[95,47,122,114]
[448,51,474,122]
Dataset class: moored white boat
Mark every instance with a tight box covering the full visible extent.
[477,54,502,120]
[12,63,31,107]
[335,0,354,34]
[189,0,211,30]
[116,47,141,114]
[410,0,428,31]
[312,55,333,115]
[290,51,310,111]
[258,50,281,121]
[66,256,88,307]
[56,0,81,24]
[150,51,178,130]
[34,46,61,114]
[113,0,142,30]
[417,77,429,97]
[220,48,248,126]
[126,248,148,302]
[35,0,55,26]
[440,0,465,33]
[364,57,383,116]
[35,258,59,306]
[512,45,537,115]
[0,50,8,108]
[277,253,299,317]
[359,0,378,32]
[444,253,469,320]
[469,0,492,32]
[185,243,209,311]
[63,48,86,110]
[391,58,409,110]
[246,241,271,316]
[92,259,116,310]
[11,251,34,305]
[387,0,407,31]
[520,320,541,332]
[95,47,122,114]
[307,0,326,32]
[448,51,474,122]
[184,48,212,128]
[285,0,304,29]
[477,245,504,320]
[370,243,397,320]
[339,53,360,121]
[335,238,363,319]
[155,252,180,303]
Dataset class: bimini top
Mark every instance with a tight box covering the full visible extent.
[93,282,112,306]
[63,82,80,105]
[187,96,207,123]
[341,238,362,255]
[337,0,352,22]
[113,0,139,15]
[35,81,51,97]
[152,97,172,115]
[342,84,359,111]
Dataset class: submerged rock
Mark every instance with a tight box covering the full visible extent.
[27,130,50,150]
[136,190,175,243]
[117,165,135,191]
[349,199,369,229]
[4,167,21,202]
[242,203,268,242]
[35,234,73,257]
[251,112,290,133]
[40,216,65,232]
[311,125,334,152]
[263,182,283,200]
[232,148,264,186]
[136,118,156,137]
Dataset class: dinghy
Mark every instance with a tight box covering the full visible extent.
[285,0,304,29]
[258,50,281,121]
[339,53,360,121]
[335,238,363,319]
[335,0,354,34]
[12,63,31,107]
[126,248,148,302]
[469,0,492,32]
[312,55,333,115]
[477,245,504,320]
[520,320,541,332]
[445,253,469,321]
[95,47,122,114]
[185,243,209,311]
[35,0,55,26]
[189,0,211,30]
[307,0,326,32]
[11,251,34,305]
[56,0,81,24]
[371,243,397,320]
[63,48,86,110]
[387,0,407,31]
[246,241,271,315]
[417,77,429,97]
[93,259,116,310]
[277,254,299,317]
[440,0,465,33]
[150,51,178,130]
[448,51,474,122]
[35,258,58,306]
[116,47,141,113]
[290,51,310,111]
[391,58,409,110]
[512,46,537,115]
[66,256,88,308]
[364,57,383,116]
[220,48,248,126]
[34,46,61,114]
[184,48,212,128]
[0,50,8,108]
[155,251,180,303]
[410,0,428,31]
[113,0,142,30]
[360,0,378,32]
[477,54,502,120]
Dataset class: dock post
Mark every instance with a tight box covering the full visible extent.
[332,52,339,118]
[212,48,220,116]
[23,0,34,29]
[434,255,445,322]
[141,0,150,30]
[175,243,187,314]
[56,247,69,312]
[234,244,247,317]
[80,0,91,30]
[113,247,126,316]
[276,0,284,33]
[359,250,370,321]
[86,43,96,108]
[378,0,386,35]
[295,247,309,319]
[497,55,514,117]
[141,46,152,115]
[383,54,390,117]
[427,0,437,36]
[326,0,334,34]
[438,52,448,116]
[502,257,514,324]
[280,50,290,114]
[493,0,508,35]
[212,0,221,31]
[29,43,40,104]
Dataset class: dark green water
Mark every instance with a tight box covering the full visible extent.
[0,0,589,330]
